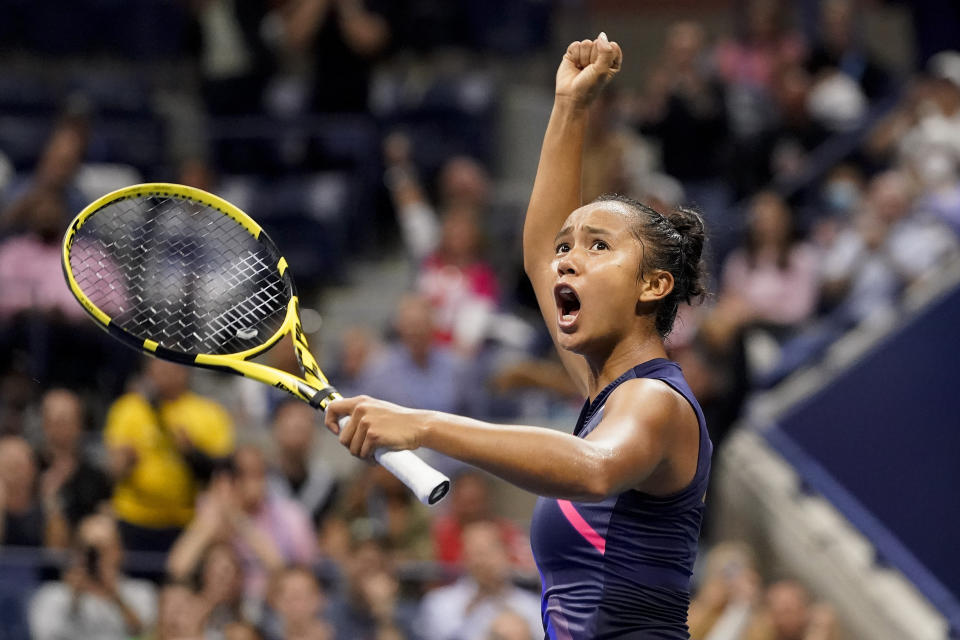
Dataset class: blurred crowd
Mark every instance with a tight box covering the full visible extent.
[2,0,960,638]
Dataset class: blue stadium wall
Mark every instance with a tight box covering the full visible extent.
[764,284,960,635]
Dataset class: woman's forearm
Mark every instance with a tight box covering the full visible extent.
[523,99,588,273]
[419,412,611,501]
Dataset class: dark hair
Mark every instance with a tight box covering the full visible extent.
[744,190,797,270]
[593,194,708,337]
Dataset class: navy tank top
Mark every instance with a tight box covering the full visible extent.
[529,358,712,639]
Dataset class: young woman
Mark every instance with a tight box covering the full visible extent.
[325,33,712,639]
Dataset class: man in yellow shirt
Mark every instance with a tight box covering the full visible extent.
[105,358,234,554]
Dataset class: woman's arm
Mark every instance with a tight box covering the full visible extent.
[523,33,622,394]
[325,377,680,501]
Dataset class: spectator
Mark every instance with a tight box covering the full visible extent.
[330,326,383,398]
[0,113,89,232]
[431,469,531,568]
[869,51,960,167]
[36,389,112,536]
[336,464,433,562]
[0,434,67,547]
[0,189,84,322]
[232,445,317,586]
[280,0,395,114]
[417,521,542,640]
[264,566,333,640]
[187,0,275,117]
[581,88,656,203]
[805,0,891,101]
[765,65,830,184]
[327,535,417,640]
[358,294,470,416]
[168,447,316,604]
[636,21,728,203]
[0,188,136,394]
[384,136,501,353]
[28,513,157,640]
[104,358,234,554]
[745,580,840,640]
[168,522,255,637]
[151,581,206,640]
[688,541,763,639]
[716,191,820,340]
[821,171,958,323]
[714,0,806,195]
[913,147,960,238]
[268,400,339,528]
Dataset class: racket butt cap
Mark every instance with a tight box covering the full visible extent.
[429,480,451,505]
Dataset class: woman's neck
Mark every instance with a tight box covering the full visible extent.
[583,334,668,401]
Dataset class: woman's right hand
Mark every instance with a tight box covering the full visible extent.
[555,32,623,109]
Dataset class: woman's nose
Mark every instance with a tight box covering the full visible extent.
[555,252,579,275]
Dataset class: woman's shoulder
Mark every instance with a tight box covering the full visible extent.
[604,374,690,427]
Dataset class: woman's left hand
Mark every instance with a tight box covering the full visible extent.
[324,395,427,459]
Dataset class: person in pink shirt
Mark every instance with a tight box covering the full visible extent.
[715,191,820,340]
[167,446,317,607]
[0,189,85,322]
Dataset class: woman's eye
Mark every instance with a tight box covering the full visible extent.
[556,242,570,254]
[591,240,609,250]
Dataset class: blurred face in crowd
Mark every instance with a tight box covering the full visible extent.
[462,522,511,593]
[772,65,811,118]
[340,327,377,380]
[42,389,84,453]
[748,192,792,247]
[766,580,811,640]
[746,0,782,42]
[452,471,492,524]
[440,205,483,265]
[234,446,268,512]
[439,156,490,210]
[37,124,86,188]
[146,358,191,401]
[867,172,911,225]
[201,542,244,603]
[76,514,123,579]
[664,21,705,69]
[0,436,37,501]
[272,568,324,629]
[393,295,434,363]
[30,188,68,243]
[272,402,316,460]
[821,0,854,52]
[157,583,202,638]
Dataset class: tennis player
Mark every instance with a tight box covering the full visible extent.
[326,32,712,639]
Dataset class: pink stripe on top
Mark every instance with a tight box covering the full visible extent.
[556,499,606,555]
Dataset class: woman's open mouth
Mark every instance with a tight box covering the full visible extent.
[554,284,581,331]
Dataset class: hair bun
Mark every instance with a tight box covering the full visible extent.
[664,207,707,302]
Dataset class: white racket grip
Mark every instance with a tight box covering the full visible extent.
[336,416,450,505]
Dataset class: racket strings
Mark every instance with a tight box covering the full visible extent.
[69,194,290,355]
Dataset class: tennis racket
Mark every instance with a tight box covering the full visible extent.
[62,183,450,505]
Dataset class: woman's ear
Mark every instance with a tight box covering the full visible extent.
[638,270,674,303]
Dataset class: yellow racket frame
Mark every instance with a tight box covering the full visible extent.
[62,183,339,410]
